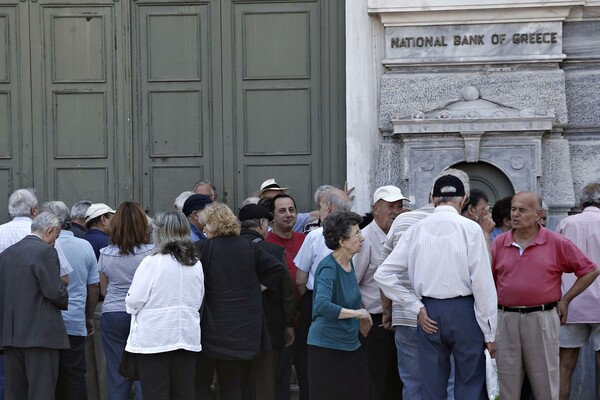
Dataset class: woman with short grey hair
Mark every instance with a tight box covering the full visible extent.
[307,210,377,400]
[125,211,204,400]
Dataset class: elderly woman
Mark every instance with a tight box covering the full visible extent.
[98,201,154,399]
[194,203,287,400]
[307,211,377,400]
[125,211,204,400]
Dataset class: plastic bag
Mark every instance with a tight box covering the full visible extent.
[485,348,500,400]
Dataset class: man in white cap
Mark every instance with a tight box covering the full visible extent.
[84,203,116,260]
[352,186,406,400]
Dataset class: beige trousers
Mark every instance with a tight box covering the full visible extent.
[496,309,560,400]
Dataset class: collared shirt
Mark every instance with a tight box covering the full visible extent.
[99,243,155,313]
[380,204,435,327]
[190,223,207,242]
[0,217,73,276]
[57,230,100,336]
[85,228,110,260]
[352,220,387,314]
[492,226,598,308]
[490,227,505,243]
[294,227,332,290]
[376,205,497,342]
[557,207,600,323]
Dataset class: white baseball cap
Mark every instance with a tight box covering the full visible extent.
[85,203,116,222]
[373,186,409,204]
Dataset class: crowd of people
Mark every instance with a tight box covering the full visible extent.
[0,174,599,400]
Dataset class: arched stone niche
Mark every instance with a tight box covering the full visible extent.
[375,86,566,211]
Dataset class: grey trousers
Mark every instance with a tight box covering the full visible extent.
[4,347,59,400]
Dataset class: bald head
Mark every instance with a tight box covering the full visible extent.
[511,191,543,232]
[318,188,352,221]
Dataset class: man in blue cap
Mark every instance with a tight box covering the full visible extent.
[182,194,213,242]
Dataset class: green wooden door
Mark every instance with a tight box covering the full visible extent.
[0,0,32,220]
[28,0,129,208]
[133,0,346,213]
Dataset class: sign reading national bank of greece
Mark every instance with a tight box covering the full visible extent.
[384,22,563,65]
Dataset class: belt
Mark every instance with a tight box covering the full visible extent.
[498,302,557,313]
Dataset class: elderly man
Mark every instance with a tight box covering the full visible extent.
[554,182,600,400]
[379,169,468,400]
[44,201,100,400]
[0,212,70,399]
[293,187,352,399]
[492,191,599,400]
[352,185,406,399]
[84,203,116,260]
[193,179,218,202]
[182,194,212,242]
[376,174,497,400]
[239,203,296,400]
[70,200,92,239]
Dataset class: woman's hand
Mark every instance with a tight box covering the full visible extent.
[355,308,373,337]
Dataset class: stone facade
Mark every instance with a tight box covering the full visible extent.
[346,0,600,234]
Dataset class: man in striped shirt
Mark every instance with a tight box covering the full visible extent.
[376,174,497,399]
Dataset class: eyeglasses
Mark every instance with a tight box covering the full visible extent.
[348,229,362,238]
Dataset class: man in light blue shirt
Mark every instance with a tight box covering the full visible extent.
[44,201,100,400]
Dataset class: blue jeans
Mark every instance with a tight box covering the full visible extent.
[101,312,142,400]
[395,325,455,400]
[395,326,422,400]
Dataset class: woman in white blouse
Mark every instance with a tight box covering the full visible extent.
[125,210,205,400]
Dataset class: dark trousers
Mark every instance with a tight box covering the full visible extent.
[293,291,312,400]
[195,352,251,400]
[136,350,196,400]
[419,296,487,400]
[308,345,377,400]
[56,335,87,400]
[4,347,60,400]
[275,343,294,400]
[360,314,403,400]
[249,347,281,400]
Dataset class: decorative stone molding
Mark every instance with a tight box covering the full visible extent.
[375,86,554,207]
[368,0,584,26]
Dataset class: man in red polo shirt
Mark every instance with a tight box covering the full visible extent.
[492,191,599,400]
[265,193,306,400]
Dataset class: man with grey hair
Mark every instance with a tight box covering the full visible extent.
[301,185,337,234]
[0,211,70,399]
[43,201,100,400]
[193,179,218,202]
[554,182,600,400]
[0,189,40,251]
[293,187,352,398]
[378,168,469,400]
[376,174,497,399]
[0,190,72,397]
[173,191,194,211]
[71,200,92,239]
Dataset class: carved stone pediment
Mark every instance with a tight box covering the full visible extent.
[391,86,555,134]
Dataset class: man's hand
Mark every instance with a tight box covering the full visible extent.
[417,307,438,334]
[382,313,393,331]
[557,300,569,325]
[284,327,295,347]
[479,214,495,234]
[86,318,95,336]
[486,341,496,358]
